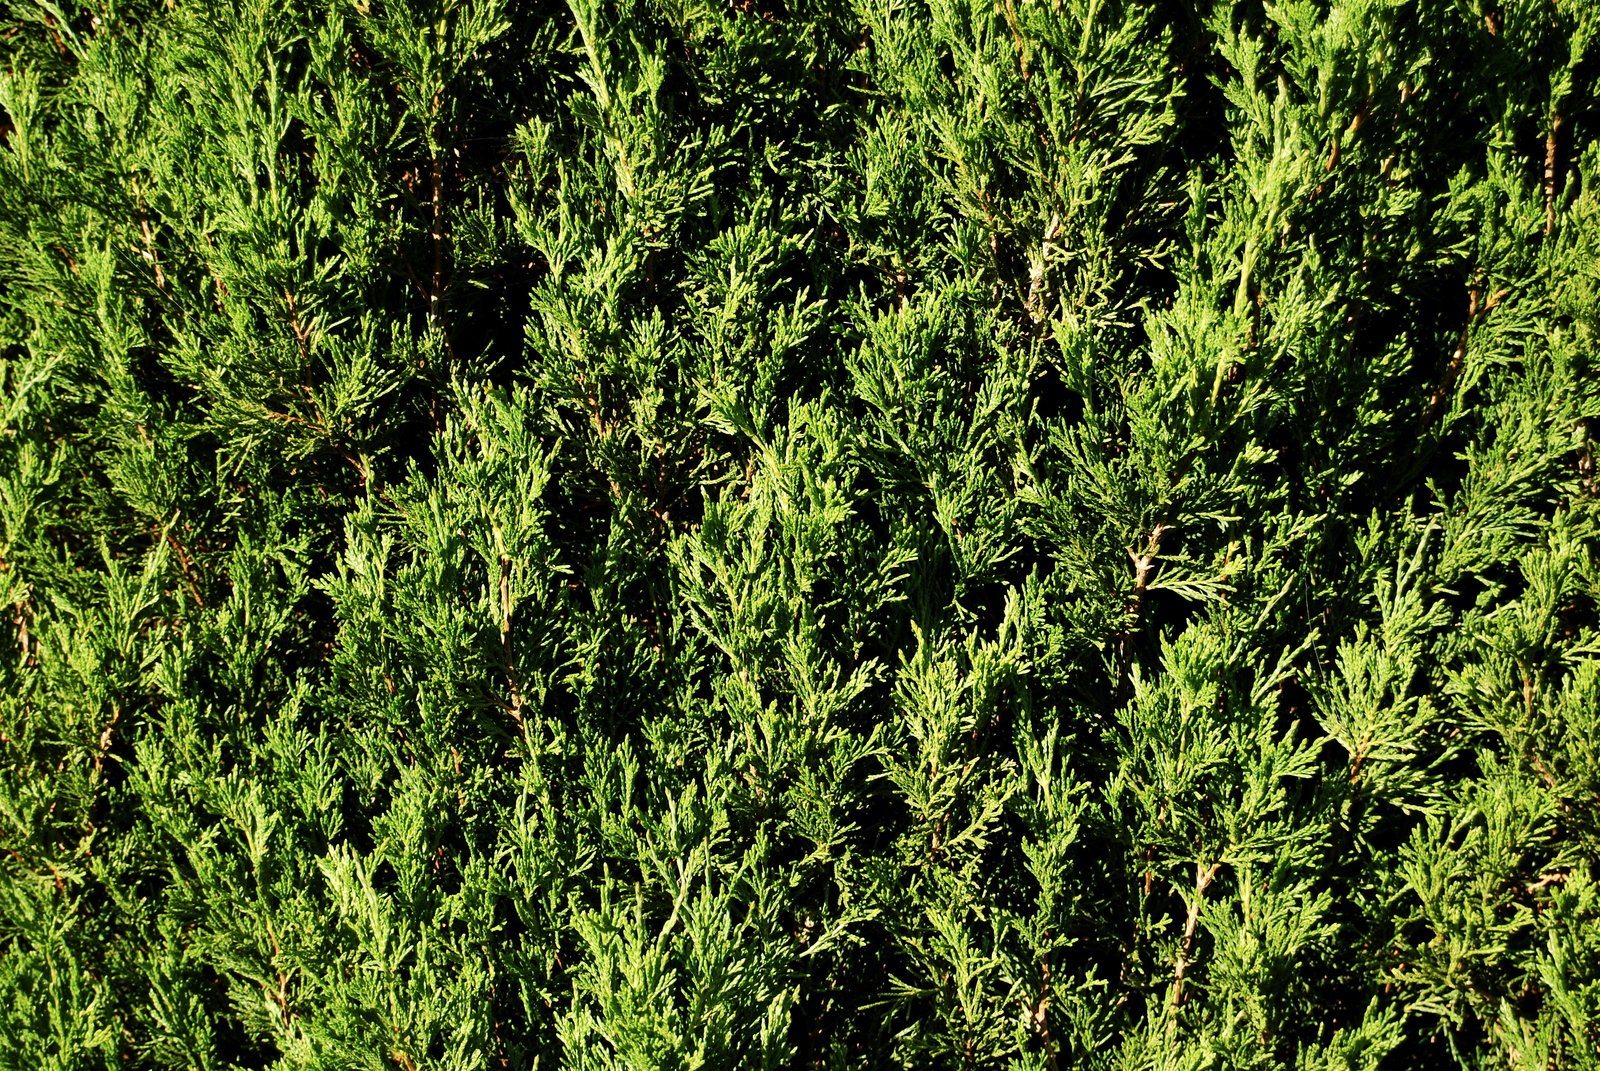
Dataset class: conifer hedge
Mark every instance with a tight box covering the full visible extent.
[3,0,1600,1066]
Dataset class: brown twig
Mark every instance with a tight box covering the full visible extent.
[164,528,206,607]
[1525,871,1568,894]
[1324,101,1368,173]
[1001,0,1031,83]
[575,372,606,437]
[1419,281,1508,430]
[499,552,525,732]
[1030,954,1056,1070]
[284,289,330,427]
[260,408,326,431]
[41,12,69,57]
[1169,860,1222,1017]
[90,705,121,781]
[51,243,79,276]
[1126,525,1167,620]
[12,592,35,668]
[1348,731,1372,785]
[426,97,452,359]
[1528,750,1559,793]
[1116,524,1169,694]
[132,179,166,291]
[1311,101,1369,202]
[263,920,292,1027]
[429,149,446,329]
[285,289,310,365]
[1543,114,1562,238]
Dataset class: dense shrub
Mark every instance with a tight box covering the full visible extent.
[2,0,1599,1066]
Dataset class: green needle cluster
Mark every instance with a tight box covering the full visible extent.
[2,0,1598,1066]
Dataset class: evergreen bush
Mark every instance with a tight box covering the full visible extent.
[2,0,1599,1066]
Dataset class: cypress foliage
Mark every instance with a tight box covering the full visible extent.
[2,0,1599,1066]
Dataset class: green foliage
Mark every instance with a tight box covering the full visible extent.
[2,0,1598,1066]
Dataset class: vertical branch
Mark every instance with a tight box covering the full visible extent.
[284,289,328,427]
[1168,860,1222,1019]
[1419,281,1508,431]
[429,139,445,330]
[499,550,525,733]
[163,525,206,608]
[285,289,310,365]
[1543,114,1562,238]
[263,919,292,1028]
[12,589,34,669]
[1116,523,1169,695]
[90,705,121,782]
[427,90,453,358]
[132,178,166,291]
[1125,525,1167,624]
[1001,0,1031,83]
[1029,954,1056,1069]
